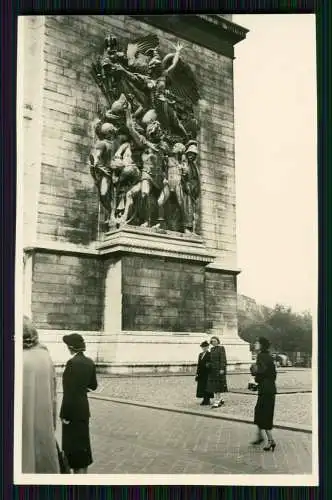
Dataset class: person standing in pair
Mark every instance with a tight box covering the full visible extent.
[250,337,277,451]
[206,336,228,408]
[22,316,59,474]
[60,334,98,474]
[195,341,214,405]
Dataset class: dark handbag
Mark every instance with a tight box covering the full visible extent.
[56,441,71,474]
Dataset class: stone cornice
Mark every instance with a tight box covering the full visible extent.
[23,233,241,273]
[134,14,248,59]
[206,261,241,275]
[196,14,249,43]
[97,226,216,263]
[24,240,99,257]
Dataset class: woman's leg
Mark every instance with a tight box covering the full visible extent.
[263,429,276,450]
[212,392,222,407]
[73,467,88,474]
[202,392,211,405]
[216,392,225,405]
[251,426,264,444]
[265,430,275,442]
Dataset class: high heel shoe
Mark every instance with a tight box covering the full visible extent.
[263,441,276,452]
[250,437,264,445]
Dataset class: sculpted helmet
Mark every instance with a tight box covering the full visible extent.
[105,94,127,122]
[142,109,158,126]
[100,123,117,139]
[185,140,198,156]
[172,143,186,155]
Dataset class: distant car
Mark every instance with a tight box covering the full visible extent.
[294,360,306,367]
[273,353,290,367]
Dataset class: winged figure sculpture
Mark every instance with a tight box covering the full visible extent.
[91,32,200,140]
[90,31,201,233]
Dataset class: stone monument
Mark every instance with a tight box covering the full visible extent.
[21,14,251,373]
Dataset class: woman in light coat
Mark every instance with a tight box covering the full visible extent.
[206,336,228,408]
[22,316,59,473]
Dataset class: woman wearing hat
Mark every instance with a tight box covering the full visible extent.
[206,336,228,408]
[250,337,277,451]
[60,333,98,473]
[195,341,214,406]
[22,316,59,473]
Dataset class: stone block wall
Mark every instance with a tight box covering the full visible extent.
[205,271,238,334]
[122,255,205,332]
[22,14,238,332]
[24,15,236,254]
[31,252,103,330]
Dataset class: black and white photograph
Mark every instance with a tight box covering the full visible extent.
[14,13,318,485]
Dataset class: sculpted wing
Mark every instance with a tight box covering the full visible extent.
[126,34,160,65]
[164,55,200,106]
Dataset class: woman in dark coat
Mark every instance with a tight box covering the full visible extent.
[195,341,214,405]
[60,333,98,473]
[250,337,277,451]
[206,336,228,408]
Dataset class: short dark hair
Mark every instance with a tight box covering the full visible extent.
[210,336,220,345]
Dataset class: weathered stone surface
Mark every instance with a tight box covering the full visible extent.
[122,255,205,332]
[23,14,237,264]
[22,15,251,367]
[31,252,103,330]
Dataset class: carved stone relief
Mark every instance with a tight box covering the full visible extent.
[89,33,200,234]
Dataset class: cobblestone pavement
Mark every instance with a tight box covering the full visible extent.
[79,371,312,427]
[55,397,312,475]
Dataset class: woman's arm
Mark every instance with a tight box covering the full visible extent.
[196,353,202,374]
[215,346,225,374]
[220,346,227,371]
[51,362,57,430]
[88,363,98,392]
[255,353,268,375]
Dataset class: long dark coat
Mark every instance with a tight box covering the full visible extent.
[206,345,228,394]
[251,351,277,430]
[60,352,98,469]
[195,351,214,398]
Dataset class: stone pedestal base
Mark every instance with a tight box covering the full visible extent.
[36,227,251,374]
[39,330,251,375]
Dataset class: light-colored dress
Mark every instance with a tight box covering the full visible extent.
[22,344,59,473]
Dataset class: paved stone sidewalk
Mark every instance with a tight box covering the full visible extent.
[55,396,312,475]
[79,373,312,427]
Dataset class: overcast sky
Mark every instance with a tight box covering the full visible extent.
[232,14,317,313]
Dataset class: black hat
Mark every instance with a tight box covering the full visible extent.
[63,333,86,352]
[200,341,209,348]
[258,336,270,351]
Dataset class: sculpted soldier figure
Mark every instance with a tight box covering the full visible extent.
[89,96,142,226]
[182,140,200,233]
[90,32,201,233]
[156,142,186,230]
[122,101,169,227]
